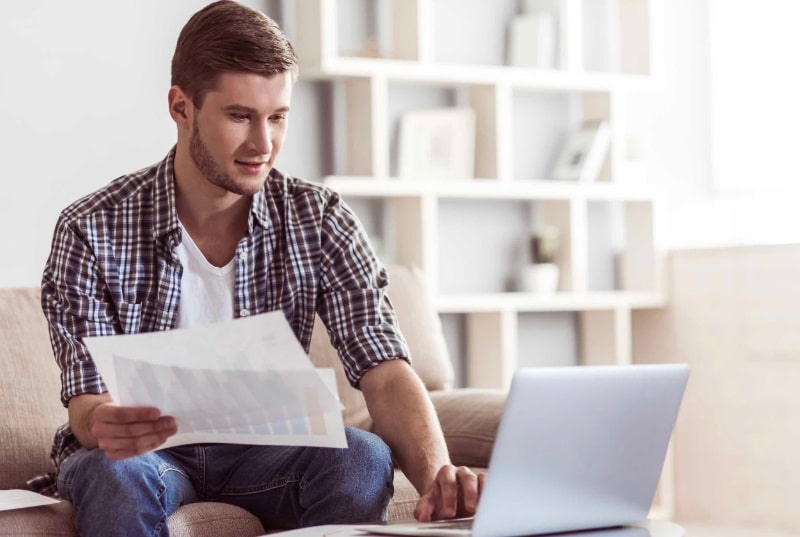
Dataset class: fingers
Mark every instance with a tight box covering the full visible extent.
[414,465,485,521]
[414,491,438,522]
[456,466,480,515]
[100,430,170,460]
[92,415,175,440]
[91,404,177,460]
[93,404,161,424]
[435,466,459,519]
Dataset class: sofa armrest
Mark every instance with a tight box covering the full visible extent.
[429,388,506,468]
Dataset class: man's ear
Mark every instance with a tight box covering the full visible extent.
[168,86,192,129]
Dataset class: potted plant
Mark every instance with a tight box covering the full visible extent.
[519,226,560,293]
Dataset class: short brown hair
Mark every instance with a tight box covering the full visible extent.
[171,0,298,108]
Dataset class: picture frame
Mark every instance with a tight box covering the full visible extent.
[398,107,476,180]
[551,120,611,182]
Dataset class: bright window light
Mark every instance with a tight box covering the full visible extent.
[708,0,800,192]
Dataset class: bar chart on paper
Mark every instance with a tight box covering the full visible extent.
[84,312,348,449]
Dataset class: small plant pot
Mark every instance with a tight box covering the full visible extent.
[519,263,559,293]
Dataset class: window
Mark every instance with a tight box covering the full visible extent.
[708,0,800,192]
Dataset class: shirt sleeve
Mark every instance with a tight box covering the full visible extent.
[41,215,116,407]
[316,192,411,388]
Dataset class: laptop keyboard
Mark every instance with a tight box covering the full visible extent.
[425,519,474,530]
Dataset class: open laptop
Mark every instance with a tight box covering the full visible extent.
[362,364,689,537]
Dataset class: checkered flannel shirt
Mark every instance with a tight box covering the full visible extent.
[29,148,410,496]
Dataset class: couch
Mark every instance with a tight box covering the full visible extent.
[0,266,505,536]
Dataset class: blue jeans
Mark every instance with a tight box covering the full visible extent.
[57,427,394,537]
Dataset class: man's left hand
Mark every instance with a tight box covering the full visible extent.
[413,465,486,521]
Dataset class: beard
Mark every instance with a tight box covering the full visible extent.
[189,117,265,196]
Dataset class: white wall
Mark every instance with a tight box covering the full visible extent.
[0,0,262,287]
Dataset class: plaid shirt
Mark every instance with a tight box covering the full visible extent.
[29,148,410,496]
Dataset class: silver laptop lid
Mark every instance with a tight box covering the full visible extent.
[472,364,689,537]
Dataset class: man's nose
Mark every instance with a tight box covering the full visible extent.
[248,121,272,155]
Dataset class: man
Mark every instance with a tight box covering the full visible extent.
[34,1,482,535]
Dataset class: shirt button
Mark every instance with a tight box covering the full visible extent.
[239,309,250,317]
[239,251,248,261]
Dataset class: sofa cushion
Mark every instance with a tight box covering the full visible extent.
[389,469,420,522]
[384,266,454,391]
[0,288,67,490]
[309,266,455,429]
[0,501,75,536]
[167,502,265,537]
[0,501,265,537]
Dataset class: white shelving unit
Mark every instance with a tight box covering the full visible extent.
[289,0,664,378]
[283,0,672,519]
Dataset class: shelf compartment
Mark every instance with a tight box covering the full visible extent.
[339,77,388,176]
[278,80,336,180]
[465,310,517,389]
[511,89,616,182]
[434,198,579,295]
[585,200,658,293]
[511,90,575,181]
[436,199,532,295]
[431,0,517,67]
[579,308,632,366]
[382,81,505,181]
[517,312,579,369]
[386,81,460,178]
[294,0,656,83]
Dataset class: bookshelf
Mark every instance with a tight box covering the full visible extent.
[276,0,672,517]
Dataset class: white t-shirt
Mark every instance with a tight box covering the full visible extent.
[175,222,235,328]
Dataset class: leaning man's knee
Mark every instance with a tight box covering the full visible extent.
[344,427,393,478]
[337,428,394,515]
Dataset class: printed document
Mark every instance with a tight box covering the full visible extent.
[0,489,60,512]
[84,312,347,448]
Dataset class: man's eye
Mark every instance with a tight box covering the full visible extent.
[230,113,249,122]
[269,115,287,123]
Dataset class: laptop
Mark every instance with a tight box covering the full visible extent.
[362,364,689,537]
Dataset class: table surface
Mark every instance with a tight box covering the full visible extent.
[261,519,684,537]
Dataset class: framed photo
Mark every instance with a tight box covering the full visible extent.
[398,107,476,180]
[551,120,611,182]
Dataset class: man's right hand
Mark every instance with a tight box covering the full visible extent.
[91,403,178,460]
[68,393,178,460]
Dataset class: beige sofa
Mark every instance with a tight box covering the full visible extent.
[0,266,505,536]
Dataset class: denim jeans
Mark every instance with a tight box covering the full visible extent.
[57,427,394,537]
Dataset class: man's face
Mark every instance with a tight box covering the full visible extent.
[188,71,292,196]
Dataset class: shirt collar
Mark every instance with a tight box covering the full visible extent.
[249,180,272,232]
[250,168,287,232]
[152,147,180,240]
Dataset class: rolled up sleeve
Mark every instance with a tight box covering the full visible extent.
[41,215,115,406]
[317,194,410,387]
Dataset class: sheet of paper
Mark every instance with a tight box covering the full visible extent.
[257,524,375,537]
[84,311,346,448]
[0,489,60,512]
